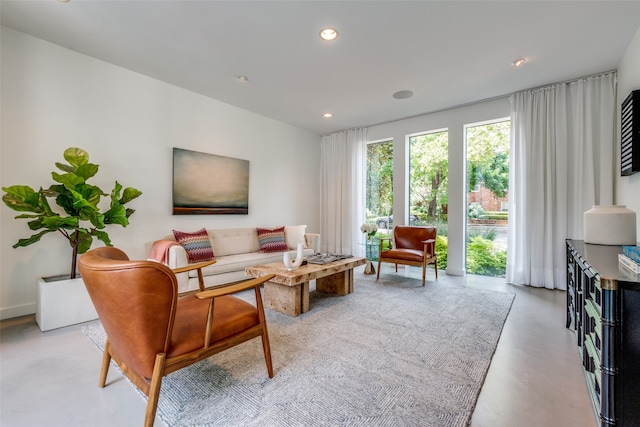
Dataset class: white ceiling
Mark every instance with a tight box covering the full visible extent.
[2,1,640,135]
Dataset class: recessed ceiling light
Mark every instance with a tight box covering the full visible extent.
[511,58,526,67]
[323,113,333,118]
[237,75,249,82]
[319,28,338,41]
[393,90,414,100]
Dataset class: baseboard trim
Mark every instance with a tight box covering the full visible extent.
[0,302,35,321]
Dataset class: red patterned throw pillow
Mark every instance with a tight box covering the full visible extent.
[172,228,215,263]
[256,226,289,253]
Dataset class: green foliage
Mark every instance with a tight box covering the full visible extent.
[467,227,497,241]
[468,203,486,219]
[2,147,142,279]
[366,141,393,217]
[466,121,510,197]
[435,235,448,271]
[409,131,449,222]
[466,236,506,277]
[416,231,506,277]
[480,212,508,220]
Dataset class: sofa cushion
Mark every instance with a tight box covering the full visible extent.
[172,228,215,263]
[209,228,260,257]
[284,225,308,249]
[256,226,289,253]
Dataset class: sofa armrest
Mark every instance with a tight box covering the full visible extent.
[166,244,190,290]
[173,259,217,292]
[305,233,320,253]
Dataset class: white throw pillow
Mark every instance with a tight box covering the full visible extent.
[284,225,307,249]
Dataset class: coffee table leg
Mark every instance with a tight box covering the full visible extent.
[264,280,309,316]
[301,281,309,313]
[316,269,354,296]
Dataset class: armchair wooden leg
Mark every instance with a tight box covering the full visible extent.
[99,340,112,388]
[261,332,274,378]
[144,353,166,427]
[255,286,274,378]
[435,260,438,279]
[376,259,381,279]
[421,267,426,286]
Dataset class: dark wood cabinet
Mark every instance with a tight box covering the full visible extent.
[566,240,640,426]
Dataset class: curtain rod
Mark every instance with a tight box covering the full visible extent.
[325,69,617,136]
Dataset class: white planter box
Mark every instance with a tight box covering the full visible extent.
[36,275,99,332]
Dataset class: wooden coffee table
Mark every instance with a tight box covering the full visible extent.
[245,257,366,316]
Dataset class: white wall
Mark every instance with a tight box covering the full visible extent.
[0,27,321,320]
[616,24,640,243]
[367,98,510,276]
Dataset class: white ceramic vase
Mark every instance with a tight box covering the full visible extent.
[583,205,637,245]
[283,243,304,270]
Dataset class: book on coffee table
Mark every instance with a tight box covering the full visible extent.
[305,253,353,265]
[618,253,640,274]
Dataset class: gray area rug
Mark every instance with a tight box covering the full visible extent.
[82,272,514,427]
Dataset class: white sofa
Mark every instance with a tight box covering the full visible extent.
[146,226,320,293]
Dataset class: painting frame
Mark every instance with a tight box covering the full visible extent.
[172,147,249,215]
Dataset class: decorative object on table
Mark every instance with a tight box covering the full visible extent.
[305,253,353,265]
[283,243,305,270]
[172,147,249,215]
[583,205,637,245]
[360,223,378,241]
[618,253,640,274]
[2,147,142,331]
[360,222,379,274]
[623,245,640,264]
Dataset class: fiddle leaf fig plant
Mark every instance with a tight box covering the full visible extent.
[2,147,142,279]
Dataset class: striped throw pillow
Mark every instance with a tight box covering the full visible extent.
[256,226,289,253]
[173,228,215,263]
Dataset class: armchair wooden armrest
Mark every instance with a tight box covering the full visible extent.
[422,239,436,258]
[195,274,276,300]
[378,236,393,255]
[172,259,216,291]
[194,273,276,350]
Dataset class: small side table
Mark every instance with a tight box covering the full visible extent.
[359,239,380,274]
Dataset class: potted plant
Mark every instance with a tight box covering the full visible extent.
[2,147,142,330]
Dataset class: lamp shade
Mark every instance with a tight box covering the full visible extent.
[583,205,637,245]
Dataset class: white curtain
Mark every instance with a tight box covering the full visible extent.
[507,72,616,290]
[319,128,367,255]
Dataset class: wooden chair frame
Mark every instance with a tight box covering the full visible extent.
[79,249,276,427]
[376,226,438,286]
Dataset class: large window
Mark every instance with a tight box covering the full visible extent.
[365,140,393,230]
[408,130,449,225]
[465,119,510,277]
[408,130,449,270]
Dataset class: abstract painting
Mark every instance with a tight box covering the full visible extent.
[173,147,249,215]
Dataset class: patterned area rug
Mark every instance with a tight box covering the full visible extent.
[82,272,514,427]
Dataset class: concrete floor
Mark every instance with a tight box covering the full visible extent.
[0,265,596,427]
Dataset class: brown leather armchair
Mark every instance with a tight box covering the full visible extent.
[376,225,438,286]
[78,247,276,427]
